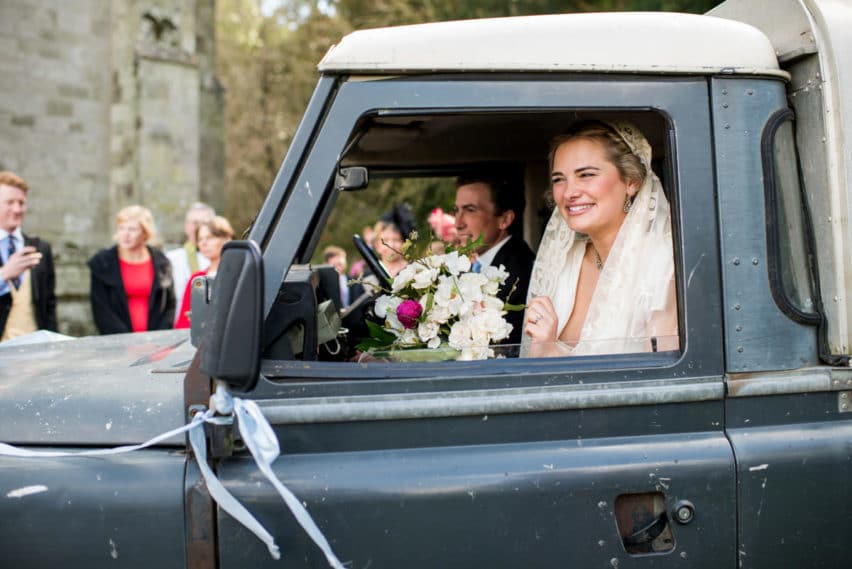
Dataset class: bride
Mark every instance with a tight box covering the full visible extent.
[523,120,678,356]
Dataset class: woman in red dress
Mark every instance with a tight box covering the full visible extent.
[87,205,175,334]
[175,216,234,329]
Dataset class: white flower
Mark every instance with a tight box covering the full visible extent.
[417,320,440,342]
[398,328,419,346]
[481,263,509,283]
[433,276,457,307]
[448,319,474,349]
[427,336,441,349]
[444,250,472,276]
[392,265,417,292]
[424,255,445,270]
[482,295,506,312]
[412,267,439,290]
[457,273,487,303]
[374,295,400,318]
[429,304,451,324]
[480,264,508,295]
[477,309,512,342]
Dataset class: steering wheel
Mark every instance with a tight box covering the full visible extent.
[352,233,392,291]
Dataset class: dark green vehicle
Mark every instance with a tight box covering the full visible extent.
[3,1,851,567]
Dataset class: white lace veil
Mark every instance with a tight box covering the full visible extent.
[525,120,676,355]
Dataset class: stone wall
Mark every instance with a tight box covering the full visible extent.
[0,0,223,336]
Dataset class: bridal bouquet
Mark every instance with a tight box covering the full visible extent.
[358,237,517,361]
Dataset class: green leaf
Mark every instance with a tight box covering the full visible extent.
[365,319,396,343]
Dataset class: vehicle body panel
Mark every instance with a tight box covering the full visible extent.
[725,368,852,568]
[0,330,191,445]
[219,408,734,568]
[0,450,186,568]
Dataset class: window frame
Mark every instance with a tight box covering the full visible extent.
[253,74,723,395]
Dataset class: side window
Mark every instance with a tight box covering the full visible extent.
[765,116,818,321]
[265,110,682,370]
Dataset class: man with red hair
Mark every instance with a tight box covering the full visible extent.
[0,171,57,340]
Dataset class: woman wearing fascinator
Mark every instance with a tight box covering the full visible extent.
[524,120,679,357]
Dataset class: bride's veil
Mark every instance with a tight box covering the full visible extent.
[523,120,676,356]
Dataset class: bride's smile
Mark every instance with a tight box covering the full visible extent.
[551,137,636,243]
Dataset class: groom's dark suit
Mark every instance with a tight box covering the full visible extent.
[489,234,535,345]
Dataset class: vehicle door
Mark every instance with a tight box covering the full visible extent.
[214,75,735,569]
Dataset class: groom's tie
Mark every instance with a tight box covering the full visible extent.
[471,260,482,273]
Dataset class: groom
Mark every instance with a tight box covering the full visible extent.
[453,169,535,345]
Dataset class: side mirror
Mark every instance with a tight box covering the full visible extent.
[200,240,264,392]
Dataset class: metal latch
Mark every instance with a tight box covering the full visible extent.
[188,404,235,458]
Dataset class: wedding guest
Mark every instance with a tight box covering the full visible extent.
[524,120,678,356]
[166,202,214,324]
[0,171,57,341]
[373,220,407,278]
[175,216,234,329]
[88,205,175,334]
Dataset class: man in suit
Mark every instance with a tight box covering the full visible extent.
[166,202,214,324]
[0,171,57,341]
[454,169,535,345]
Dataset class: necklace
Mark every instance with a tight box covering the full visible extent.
[590,243,603,270]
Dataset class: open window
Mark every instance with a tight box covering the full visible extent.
[260,107,683,376]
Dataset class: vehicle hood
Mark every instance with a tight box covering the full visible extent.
[0,330,194,446]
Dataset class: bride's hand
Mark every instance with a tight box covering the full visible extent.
[524,296,558,343]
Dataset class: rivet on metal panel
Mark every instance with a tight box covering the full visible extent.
[722,89,728,95]
[733,257,740,265]
[752,258,759,266]
[737,346,744,353]
[746,89,753,95]
[734,304,741,311]
[736,325,743,332]
[839,392,852,413]
[724,123,730,129]
[722,103,729,108]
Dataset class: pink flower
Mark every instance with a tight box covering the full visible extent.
[396,299,423,329]
[428,208,458,243]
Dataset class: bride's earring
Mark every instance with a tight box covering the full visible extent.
[623,195,633,213]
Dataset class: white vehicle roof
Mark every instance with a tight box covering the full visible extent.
[319,12,787,79]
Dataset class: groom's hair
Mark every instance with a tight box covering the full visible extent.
[456,166,525,235]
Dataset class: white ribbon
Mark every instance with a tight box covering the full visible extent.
[233,398,346,569]
[0,398,346,567]
[0,414,208,458]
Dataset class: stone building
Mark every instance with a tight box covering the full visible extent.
[0,0,223,335]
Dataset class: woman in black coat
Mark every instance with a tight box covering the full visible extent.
[87,205,175,334]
